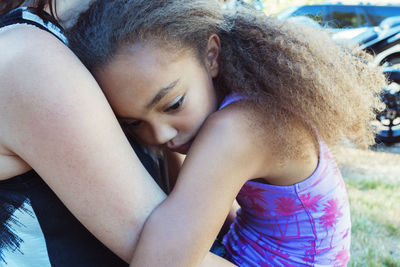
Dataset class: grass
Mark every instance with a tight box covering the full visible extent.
[344,176,400,266]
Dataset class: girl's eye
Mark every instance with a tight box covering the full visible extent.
[121,120,142,128]
[165,95,185,112]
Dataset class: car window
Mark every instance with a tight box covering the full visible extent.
[291,6,326,25]
[358,8,368,27]
[365,6,400,26]
[326,6,366,28]
[276,7,297,20]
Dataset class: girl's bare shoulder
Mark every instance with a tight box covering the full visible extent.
[208,101,319,184]
[208,100,276,149]
[199,101,276,179]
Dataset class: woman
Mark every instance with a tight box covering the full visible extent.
[0,1,234,266]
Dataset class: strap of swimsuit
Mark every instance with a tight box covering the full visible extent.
[0,7,68,45]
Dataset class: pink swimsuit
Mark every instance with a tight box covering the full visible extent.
[220,94,351,266]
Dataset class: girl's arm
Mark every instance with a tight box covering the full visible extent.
[130,104,275,266]
[166,149,239,250]
[0,26,167,263]
[201,253,238,267]
[165,149,185,190]
[219,200,241,239]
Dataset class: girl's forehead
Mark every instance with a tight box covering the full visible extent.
[120,41,197,65]
[97,42,200,106]
[103,43,201,88]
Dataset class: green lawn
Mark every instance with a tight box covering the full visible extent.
[345,176,400,267]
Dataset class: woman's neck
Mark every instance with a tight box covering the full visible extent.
[46,0,94,29]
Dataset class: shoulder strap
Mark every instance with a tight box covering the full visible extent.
[0,7,68,45]
[218,93,246,110]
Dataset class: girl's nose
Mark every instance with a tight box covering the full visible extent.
[151,124,177,145]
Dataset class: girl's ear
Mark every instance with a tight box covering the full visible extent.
[204,34,221,78]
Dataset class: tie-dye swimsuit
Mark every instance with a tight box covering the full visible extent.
[220,94,351,266]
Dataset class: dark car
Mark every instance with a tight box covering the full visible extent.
[277,4,400,29]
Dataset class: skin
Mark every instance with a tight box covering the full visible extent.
[96,41,218,154]
[0,23,166,262]
[0,2,234,265]
[0,0,93,180]
[0,1,236,266]
[96,35,319,266]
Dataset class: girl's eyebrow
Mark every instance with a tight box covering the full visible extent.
[146,79,180,110]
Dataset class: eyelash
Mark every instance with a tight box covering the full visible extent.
[121,120,141,128]
[120,95,185,128]
[165,95,185,112]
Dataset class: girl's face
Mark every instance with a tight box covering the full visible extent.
[95,39,220,154]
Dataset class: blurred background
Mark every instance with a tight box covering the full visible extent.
[223,0,400,266]
[230,0,400,15]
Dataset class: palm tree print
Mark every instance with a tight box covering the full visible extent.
[299,193,322,212]
[273,196,302,237]
[245,233,294,266]
[320,199,342,231]
[223,141,351,266]
[320,198,343,248]
[238,184,271,215]
[274,196,298,217]
[333,246,350,267]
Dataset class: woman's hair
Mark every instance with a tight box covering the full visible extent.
[0,0,57,18]
[68,0,386,158]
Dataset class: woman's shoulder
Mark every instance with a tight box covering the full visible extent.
[0,23,103,175]
[0,23,109,158]
[0,23,95,100]
[0,24,74,70]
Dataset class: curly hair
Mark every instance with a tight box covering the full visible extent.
[68,0,386,158]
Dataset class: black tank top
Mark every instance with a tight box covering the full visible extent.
[0,7,167,266]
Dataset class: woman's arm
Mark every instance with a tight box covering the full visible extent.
[130,104,274,266]
[0,25,166,262]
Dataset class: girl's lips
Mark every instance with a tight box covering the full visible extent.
[168,140,193,154]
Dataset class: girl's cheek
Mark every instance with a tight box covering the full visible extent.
[136,127,153,144]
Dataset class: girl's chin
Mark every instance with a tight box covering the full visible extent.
[168,145,189,154]
[168,140,192,154]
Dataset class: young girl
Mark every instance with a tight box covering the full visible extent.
[69,0,386,266]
